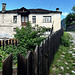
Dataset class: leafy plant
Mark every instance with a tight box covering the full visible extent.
[65,13,75,26]
[60,32,71,47]
[0,50,8,70]
[15,22,46,50]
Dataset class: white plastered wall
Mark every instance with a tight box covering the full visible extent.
[0,13,21,27]
[0,13,21,37]
[29,13,61,31]
[0,13,61,38]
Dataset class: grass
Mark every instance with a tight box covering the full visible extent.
[49,32,75,75]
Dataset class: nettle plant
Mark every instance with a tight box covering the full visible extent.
[0,50,8,70]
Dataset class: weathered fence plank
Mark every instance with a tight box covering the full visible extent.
[34,45,39,75]
[17,53,27,75]
[6,40,8,46]
[26,51,33,75]
[2,54,13,75]
[0,40,1,47]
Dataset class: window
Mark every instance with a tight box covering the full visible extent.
[32,16,36,23]
[43,16,51,23]
[22,16,24,22]
[22,16,28,22]
[13,16,17,23]
[13,28,16,32]
[25,16,28,22]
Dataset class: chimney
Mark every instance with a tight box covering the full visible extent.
[56,8,59,11]
[2,3,6,12]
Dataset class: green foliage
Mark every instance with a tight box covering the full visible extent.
[15,22,46,50]
[3,45,18,63]
[60,32,71,47]
[72,5,75,12]
[65,13,75,26]
[0,22,48,65]
[2,45,27,63]
[0,50,8,70]
[65,5,75,26]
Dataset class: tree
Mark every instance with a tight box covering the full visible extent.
[65,13,75,25]
[72,5,75,12]
[65,5,75,26]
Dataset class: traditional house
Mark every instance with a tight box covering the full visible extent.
[0,3,62,38]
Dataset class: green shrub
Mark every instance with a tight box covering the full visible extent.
[1,22,49,64]
[15,22,46,50]
[60,32,71,47]
[0,50,8,70]
[2,45,27,64]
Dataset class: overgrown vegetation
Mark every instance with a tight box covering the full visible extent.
[0,50,8,70]
[60,32,71,47]
[0,22,51,64]
[50,32,75,75]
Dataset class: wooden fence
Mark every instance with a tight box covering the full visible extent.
[1,28,63,75]
[0,39,18,50]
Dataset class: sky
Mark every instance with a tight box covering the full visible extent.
[0,0,75,20]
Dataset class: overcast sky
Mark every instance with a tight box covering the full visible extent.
[0,0,75,19]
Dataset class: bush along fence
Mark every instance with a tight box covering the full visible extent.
[0,39,18,50]
[2,28,63,75]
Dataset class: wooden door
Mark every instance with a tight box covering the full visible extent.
[21,16,28,26]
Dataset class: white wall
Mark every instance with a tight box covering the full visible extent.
[0,13,61,37]
[0,26,13,37]
[0,13,21,37]
[29,13,61,31]
[0,13,21,27]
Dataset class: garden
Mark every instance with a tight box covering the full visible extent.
[0,22,51,70]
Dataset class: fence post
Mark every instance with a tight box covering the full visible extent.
[2,54,13,75]
[38,42,43,75]
[26,51,33,75]
[6,40,8,46]
[17,53,27,75]
[50,25,53,35]
[3,40,4,51]
[9,39,11,45]
[0,40,1,47]
[15,39,18,46]
[12,40,14,45]
[34,45,39,75]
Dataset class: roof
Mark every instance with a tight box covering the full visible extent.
[0,7,62,14]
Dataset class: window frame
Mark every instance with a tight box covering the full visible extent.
[13,28,16,32]
[43,16,51,23]
[22,16,25,22]
[13,16,17,23]
[32,16,36,23]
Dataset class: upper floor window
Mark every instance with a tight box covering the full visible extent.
[22,16,24,22]
[22,16,28,22]
[43,16,51,23]
[32,16,36,23]
[25,16,28,22]
[13,16,17,23]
